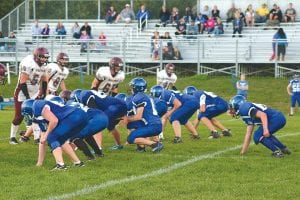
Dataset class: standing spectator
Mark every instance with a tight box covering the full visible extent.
[115,4,135,24]
[55,21,66,39]
[201,5,210,19]
[0,32,6,51]
[184,5,194,23]
[205,16,216,34]
[170,7,180,25]
[80,22,92,37]
[31,20,42,40]
[284,3,297,23]
[7,32,16,52]
[105,6,117,24]
[41,23,50,39]
[150,31,162,56]
[271,28,288,61]
[213,17,224,36]
[157,63,177,89]
[136,4,150,31]
[229,95,291,157]
[175,18,186,36]
[245,4,255,27]
[287,74,300,116]
[236,73,249,98]
[159,4,170,27]
[226,3,237,23]
[255,3,269,23]
[9,47,49,144]
[71,22,81,39]
[152,39,161,60]
[211,5,220,20]
[232,12,243,37]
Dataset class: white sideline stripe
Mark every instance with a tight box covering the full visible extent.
[44,132,300,200]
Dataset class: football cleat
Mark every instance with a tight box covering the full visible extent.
[19,136,30,142]
[95,149,104,157]
[34,139,40,144]
[74,161,85,167]
[111,145,124,150]
[281,147,291,155]
[173,137,183,144]
[136,145,146,152]
[151,142,164,153]
[9,137,19,145]
[222,129,232,137]
[51,164,68,171]
[208,131,220,139]
[191,134,200,139]
[271,150,284,158]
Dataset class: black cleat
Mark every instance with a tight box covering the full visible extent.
[173,137,183,143]
[34,139,40,144]
[191,134,200,139]
[74,161,85,167]
[281,147,291,155]
[222,129,232,137]
[136,145,146,152]
[208,131,220,139]
[51,164,68,171]
[19,130,26,136]
[151,142,164,153]
[9,137,19,145]
[95,149,104,157]
[19,136,30,142]
[271,150,284,158]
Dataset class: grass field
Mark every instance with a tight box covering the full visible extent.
[0,75,299,200]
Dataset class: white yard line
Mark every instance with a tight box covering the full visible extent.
[44,132,300,200]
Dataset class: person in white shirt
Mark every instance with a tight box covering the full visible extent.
[157,63,177,90]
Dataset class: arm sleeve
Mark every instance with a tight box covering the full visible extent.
[20,83,30,99]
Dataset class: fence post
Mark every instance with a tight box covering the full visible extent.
[235,39,238,70]
[197,36,200,75]
[6,63,11,85]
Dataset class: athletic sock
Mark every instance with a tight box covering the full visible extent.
[10,124,19,138]
[85,136,102,155]
[73,139,94,158]
[269,135,286,149]
[260,137,278,152]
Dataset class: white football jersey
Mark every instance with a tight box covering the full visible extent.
[95,66,125,95]
[16,55,46,101]
[46,63,69,93]
[157,70,177,89]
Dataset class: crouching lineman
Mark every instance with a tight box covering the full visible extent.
[229,95,291,157]
[122,78,164,153]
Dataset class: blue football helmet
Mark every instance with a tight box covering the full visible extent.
[70,89,82,102]
[115,93,127,102]
[183,86,198,95]
[49,96,64,104]
[129,78,147,94]
[21,99,35,124]
[150,85,164,98]
[229,95,246,117]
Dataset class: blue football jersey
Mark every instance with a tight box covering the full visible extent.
[153,97,168,117]
[194,90,223,106]
[289,79,300,93]
[159,89,176,109]
[239,102,279,125]
[132,92,161,125]
[172,90,198,104]
[237,80,248,96]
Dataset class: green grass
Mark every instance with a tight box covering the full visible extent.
[0,75,299,200]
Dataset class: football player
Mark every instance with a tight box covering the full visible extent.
[0,63,7,85]
[157,63,177,90]
[287,74,300,116]
[229,95,291,157]
[184,86,231,139]
[9,47,49,144]
[46,52,70,95]
[91,57,125,96]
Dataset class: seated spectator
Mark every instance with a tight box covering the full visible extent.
[201,5,210,19]
[115,4,135,24]
[80,22,92,37]
[245,4,255,27]
[186,20,199,39]
[211,5,220,20]
[151,31,162,55]
[98,32,107,47]
[175,18,187,36]
[79,30,90,53]
[238,8,246,22]
[159,5,170,27]
[284,3,296,23]
[173,47,182,60]
[0,32,5,51]
[213,17,224,36]
[184,5,194,23]
[105,6,117,24]
[226,3,237,23]
[195,13,206,34]
[152,39,161,60]
[31,20,42,40]
[232,12,243,37]
[255,3,269,23]
[205,16,216,34]
[41,23,50,39]
[162,31,172,47]
[266,4,282,27]
[162,46,174,60]
[71,22,81,39]
[6,32,16,52]
[136,4,150,30]
[170,7,180,25]
[55,21,67,39]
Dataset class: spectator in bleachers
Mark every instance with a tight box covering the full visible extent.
[184,5,194,23]
[195,13,206,34]
[175,18,187,36]
[213,17,224,36]
[226,3,237,23]
[170,7,180,25]
[162,46,174,60]
[55,21,67,39]
[6,32,16,52]
[159,5,170,27]
[0,32,5,51]
[272,28,288,61]
[205,16,216,35]
[80,22,92,37]
[136,4,151,31]
[211,5,220,20]
[31,20,42,40]
[152,39,161,60]
[245,4,255,27]
[255,3,269,23]
[151,31,162,56]
[187,20,199,39]
[105,6,117,24]
[98,32,107,47]
[115,4,135,24]
[266,4,282,27]
[71,22,81,39]
[284,3,297,23]
[232,12,243,37]
[162,32,172,47]
[173,47,182,60]
[238,8,245,22]
[201,5,210,19]
[79,30,91,54]
[41,23,50,39]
